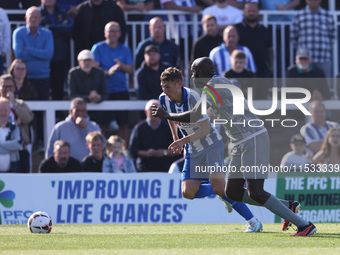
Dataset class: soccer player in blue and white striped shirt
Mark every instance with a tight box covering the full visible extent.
[158,67,263,232]
[153,58,316,236]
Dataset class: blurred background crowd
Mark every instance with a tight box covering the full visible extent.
[0,0,339,174]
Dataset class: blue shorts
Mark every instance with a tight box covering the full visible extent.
[181,139,224,182]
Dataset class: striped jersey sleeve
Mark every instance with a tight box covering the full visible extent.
[159,87,222,154]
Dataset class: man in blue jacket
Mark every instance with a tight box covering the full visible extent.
[12,6,54,149]
[13,6,54,100]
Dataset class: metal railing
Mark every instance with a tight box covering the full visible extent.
[5,9,340,85]
[3,9,340,146]
[26,100,148,148]
[24,99,340,149]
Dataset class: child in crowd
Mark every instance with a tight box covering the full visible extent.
[81,131,105,172]
[102,135,136,173]
[280,134,312,171]
[223,50,255,97]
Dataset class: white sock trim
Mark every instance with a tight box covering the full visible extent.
[246,217,257,224]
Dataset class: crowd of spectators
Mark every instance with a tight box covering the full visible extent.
[281,101,340,171]
[0,0,339,173]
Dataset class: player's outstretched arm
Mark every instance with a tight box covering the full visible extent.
[152,104,203,123]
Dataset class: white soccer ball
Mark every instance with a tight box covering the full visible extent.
[27,211,53,234]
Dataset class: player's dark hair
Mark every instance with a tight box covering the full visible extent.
[191,57,215,78]
[160,67,182,83]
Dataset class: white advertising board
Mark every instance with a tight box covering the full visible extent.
[0,173,276,225]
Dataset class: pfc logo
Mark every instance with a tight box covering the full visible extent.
[0,180,16,224]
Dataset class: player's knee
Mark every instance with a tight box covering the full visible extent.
[248,189,266,204]
[181,188,195,200]
[182,191,195,200]
[225,188,242,202]
[226,193,242,202]
[211,184,225,197]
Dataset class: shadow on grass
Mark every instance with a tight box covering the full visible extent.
[312,233,340,239]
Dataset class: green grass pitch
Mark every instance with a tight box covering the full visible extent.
[1,223,339,254]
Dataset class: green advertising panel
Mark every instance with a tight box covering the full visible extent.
[276,173,340,223]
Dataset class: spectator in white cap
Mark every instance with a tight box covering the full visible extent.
[68,49,108,103]
[68,50,108,129]
[286,48,330,100]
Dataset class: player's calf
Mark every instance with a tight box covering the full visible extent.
[210,177,226,197]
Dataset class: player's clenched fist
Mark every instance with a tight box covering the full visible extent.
[151,105,169,120]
